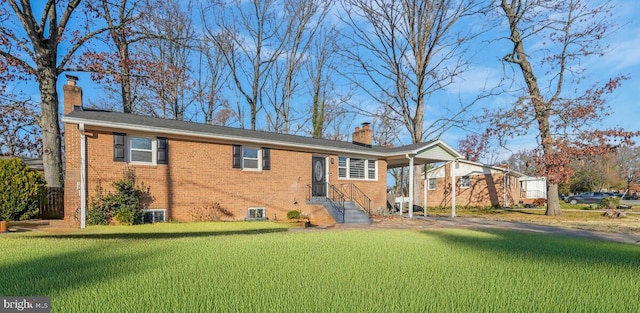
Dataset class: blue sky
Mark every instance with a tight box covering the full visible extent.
[8,0,639,163]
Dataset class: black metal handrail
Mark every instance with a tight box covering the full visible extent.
[337,183,372,216]
[306,184,345,223]
[328,184,346,223]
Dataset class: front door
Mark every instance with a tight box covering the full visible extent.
[312,156,327,197]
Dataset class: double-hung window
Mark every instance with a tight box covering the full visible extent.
[338,157,377,180]
[460,175,471,188]
[232,145,271,171]
[113,133,168,165]
[130,137,153,163]
[243,147,260,170]
[428,178,437,190]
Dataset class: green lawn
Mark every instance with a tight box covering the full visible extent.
[1,222,639,312]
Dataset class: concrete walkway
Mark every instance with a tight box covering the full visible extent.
[331,216,640,245]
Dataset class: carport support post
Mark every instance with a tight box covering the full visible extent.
[451,159,457,218]
[423,164,428,216]
[408,155,415,218]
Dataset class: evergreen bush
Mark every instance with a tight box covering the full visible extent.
[0,158,47,221]
[286,210,301,220]
[87,169,153,225]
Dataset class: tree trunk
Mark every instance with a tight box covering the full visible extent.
[120,44,133,113]
[546,182,561,216]
[38,68,63,188]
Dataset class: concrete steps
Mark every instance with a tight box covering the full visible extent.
[309,198,372,224]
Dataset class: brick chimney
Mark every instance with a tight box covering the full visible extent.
[63,75,82,114]
[352,122,373,147]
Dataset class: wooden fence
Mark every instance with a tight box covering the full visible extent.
[38,187,64,219]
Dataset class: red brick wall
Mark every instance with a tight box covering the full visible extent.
[424,163,521,208]
[64,126,388,227]
[62,83,81,226]
[326,155,388,215]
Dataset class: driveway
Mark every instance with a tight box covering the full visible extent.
[333,216,640,245]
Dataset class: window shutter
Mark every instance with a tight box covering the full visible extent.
[113,133,126,162]
[262,148,271,170]
[232,145,242,168]
[157,137,168,164]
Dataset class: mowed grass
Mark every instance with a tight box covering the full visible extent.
[1,222,640,312]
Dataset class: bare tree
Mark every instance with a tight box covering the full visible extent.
[503,149,538,176]
[195,33,232,125]
[341,0,485,207]
[614,145,640,195]
[138,0,197,120]
[341,0,484,144]
[265,0,332,134]
[206,0,293,130]
[492,0,638,215]
[306,26,344,139]
[0,0,107,187]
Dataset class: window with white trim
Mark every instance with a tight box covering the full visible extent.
[337,157,377,180]
[130,137,154,163]
[247,207,266,220]
[428,178,437,190]
[113,133,168,165]
[232,145,270,171]
[338,157,347,178]
[243,147,260,169]
[461,175,471,188]
[142,209,166,223]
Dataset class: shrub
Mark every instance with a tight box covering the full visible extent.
[599,196,620,210]
[189,203,233,222]
[286,210,301,220]
[87,169,154,225]
[87,189,112,225]
[114,205,138,225]
[0,158,47,221]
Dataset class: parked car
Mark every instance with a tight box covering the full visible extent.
[564,192,617,205]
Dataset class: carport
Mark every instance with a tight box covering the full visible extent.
[384,140,463,217]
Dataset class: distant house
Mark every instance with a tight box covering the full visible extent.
[61,76,463,227]
[519,176,547,204]
[423,160,525,208]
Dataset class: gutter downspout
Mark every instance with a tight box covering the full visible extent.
[406,154,415,218]
[503,171,507,208]
[451,159,458,217]
[79,123,87,229]
[423,164,428,217]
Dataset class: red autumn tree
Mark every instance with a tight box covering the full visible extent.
[491,0,638,215]
[457,133,490,162]
[84,0,152,114]
[0,95,41,157]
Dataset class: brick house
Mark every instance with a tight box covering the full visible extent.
[62,77,463,227]
[423,160,525,208]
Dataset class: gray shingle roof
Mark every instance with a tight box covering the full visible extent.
[63,108,457,158]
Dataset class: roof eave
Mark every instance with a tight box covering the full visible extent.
[62,116,386,157]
